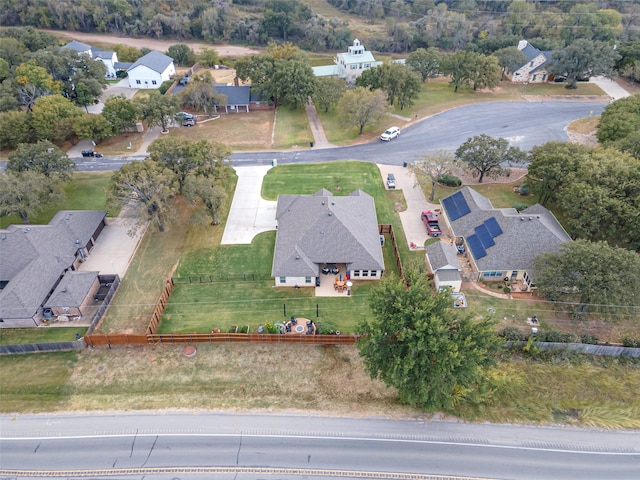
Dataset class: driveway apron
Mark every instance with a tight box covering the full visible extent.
[377,164,441,250]
[221,166,277,245]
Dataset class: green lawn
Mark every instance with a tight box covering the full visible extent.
[163,162,415,334]
[0,171,113,228]
[0,327,88,345]
[273,105,314,148]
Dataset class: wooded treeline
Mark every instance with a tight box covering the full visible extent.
[0,0,638,53]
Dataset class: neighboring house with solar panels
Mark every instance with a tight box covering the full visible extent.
[438,187,571,292]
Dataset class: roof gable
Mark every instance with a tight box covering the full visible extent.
[129,51,174,74]
[442,187,571,274]
[272,190,384,277]
[63,40,92,53]
[426,241,461,271]
[0,210,106,321]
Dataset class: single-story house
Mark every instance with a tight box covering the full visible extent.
[127,51,175,89]
[272,189,384,287]
[439,187,571,291]
[313,39,382,84]
[213,85,267,113]
[425,241,462,292]
[0,210,107,327]
[510,40,553,83]
[62,40,120,78]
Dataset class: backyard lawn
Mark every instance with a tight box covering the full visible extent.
[163,162,413,334]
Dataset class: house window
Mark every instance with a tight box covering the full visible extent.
[484,271,503,278]
[370,271,377,277]
[305,277,312,284]
[353,271,360,277]
[532,75,537,81]
[364,64,370,69]
[152,80,157,85]
[136,80,141,85]
[279,277,286,283]
[530,61,534,66]
[362,270,369,277]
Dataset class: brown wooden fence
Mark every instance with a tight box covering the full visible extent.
[84,333,357,347]
[379,224,404,281]
[146,279,174,334]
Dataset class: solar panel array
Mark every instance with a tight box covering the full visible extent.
[466,234,487,259]
[442,191,471,221]
[467,218,504,260]
[474,223,495,248]
[484,217,503,237]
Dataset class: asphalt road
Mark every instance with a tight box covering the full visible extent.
[1,413,638,479]
[67,101,606,171]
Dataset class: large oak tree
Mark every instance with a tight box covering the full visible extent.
[455,134,526,183]
[357,268,499,410]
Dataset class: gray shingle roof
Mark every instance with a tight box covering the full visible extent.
[45,271,100,309]
[272,190,384,277]
[0,211,106,321]
[215,85,250,105]
[128,51,174,74]
[425,241,461,271]
[441,187,571,274]
[62,40,92,53]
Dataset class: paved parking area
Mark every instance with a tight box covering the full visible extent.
[78,205,145,278]
[377,164,440,250]
[221,166,277,245]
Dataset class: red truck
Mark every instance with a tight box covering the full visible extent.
[421,210,441,237]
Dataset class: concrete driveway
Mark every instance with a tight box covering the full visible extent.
[377,164,440,250]
[78,204,145,278]
[221,166,277,244]
[87,78,137,114]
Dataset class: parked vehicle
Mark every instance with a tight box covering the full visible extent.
[421,210,441,237]
[387,173,396,189]
[182,117,196,127]
[380,126,401,141]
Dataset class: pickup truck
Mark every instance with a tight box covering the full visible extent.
[421,210,441,237]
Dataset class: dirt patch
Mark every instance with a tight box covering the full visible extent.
[455,167,528,186]
[567,130,599,147]
[44,30,260,57]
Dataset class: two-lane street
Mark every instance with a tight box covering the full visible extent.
[1,413,638,479]
[63,101,607,171]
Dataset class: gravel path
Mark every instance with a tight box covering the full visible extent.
[45,30,260,57]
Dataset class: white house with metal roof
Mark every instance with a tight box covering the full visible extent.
[0,211,107,327]
[439,187,571,291]
[312,39,381,83]
[510,40,553,83]
[62,40,120,78]
[272,189,384,288]
[127,51,175,89]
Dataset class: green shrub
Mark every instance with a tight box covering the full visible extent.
[438,174,462,187]
[512,203,529,212]
[535,330,577,343]
[501,326,526,341]
[580,334,599,345]
[518,183,530,195]
[622,337,640,348]
[159,80,174,95]
[316,322,336,335]
[503,286,511,294]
